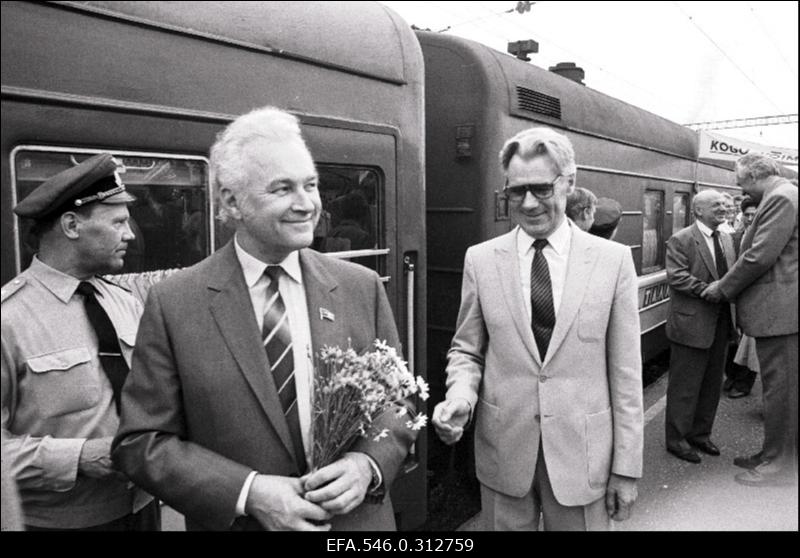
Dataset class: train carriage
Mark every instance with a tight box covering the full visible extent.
[1,0,427,530]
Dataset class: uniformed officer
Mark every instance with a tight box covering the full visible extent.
[588,197,623,240]
[1,152,158,530]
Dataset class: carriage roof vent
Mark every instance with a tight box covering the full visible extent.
[515,86,562,120]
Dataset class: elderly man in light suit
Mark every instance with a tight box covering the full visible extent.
[664,190,736,464]
[112,107,416,530]
[432,127,643,531]
[704,153,798,487]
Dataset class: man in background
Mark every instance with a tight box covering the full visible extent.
[2,153,157,530]
[664,190,735,464]
[433,127,642,531]
[703,154,798,487]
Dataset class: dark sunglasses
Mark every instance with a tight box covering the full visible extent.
[503,175,562,201]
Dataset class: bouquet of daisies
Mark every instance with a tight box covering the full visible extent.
[310,339,428,469]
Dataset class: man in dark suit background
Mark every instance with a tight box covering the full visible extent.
[112,106,416,530]
[703,154,798,487]
[664,190,736,464]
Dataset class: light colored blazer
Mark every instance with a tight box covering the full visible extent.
[665,223,736,348]
[112,242,415,531]
[719,176,798,337]
[445,226,643,507]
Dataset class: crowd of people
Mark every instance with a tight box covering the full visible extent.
[1,107,797,532]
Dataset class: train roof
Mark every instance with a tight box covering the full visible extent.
[418,31,700,160]
[56,1,418,84]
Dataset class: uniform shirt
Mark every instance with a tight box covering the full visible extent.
[516,217,573,324]
[1,256,149,528]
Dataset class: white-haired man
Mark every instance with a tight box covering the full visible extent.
[112,106,416,530]
[432,127,643,530]
[703,154,798,487]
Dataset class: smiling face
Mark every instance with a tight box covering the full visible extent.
[73,203,135,275]
[225,139,321,263]
[694,191,728,230]
[506,154,574,239]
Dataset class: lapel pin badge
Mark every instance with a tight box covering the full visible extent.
[319,307,335,322]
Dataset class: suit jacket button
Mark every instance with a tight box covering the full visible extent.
[534,414,540,421]
[539,375,547,382]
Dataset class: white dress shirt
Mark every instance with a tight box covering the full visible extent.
[516,217,573,325]
[696,220,725,267]
[233,237,314,515]
[231,237,381,517]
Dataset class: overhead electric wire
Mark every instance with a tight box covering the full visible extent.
[672,1,785,114]
[746,1,798,82]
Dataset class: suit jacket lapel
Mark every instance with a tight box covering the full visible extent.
[300,250,341,358]
[208,242,296,462]
[545,229,597,364]
[494,231,540,364]
[692,224,719,280]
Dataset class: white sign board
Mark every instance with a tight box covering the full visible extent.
[698,130,798,168]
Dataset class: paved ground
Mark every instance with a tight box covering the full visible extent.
[161,372,797,532]
[457,373,798,531]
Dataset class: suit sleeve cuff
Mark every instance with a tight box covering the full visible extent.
[235,471,258,516]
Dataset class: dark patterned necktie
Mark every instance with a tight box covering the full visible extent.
[76,281,127,412]
[530,239,556,360]
[262,266,305,471]
[712,230,729,277]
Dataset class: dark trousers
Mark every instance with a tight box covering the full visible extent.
[755,334,798,480]
[666,311,730,450]
[25,500,161,531]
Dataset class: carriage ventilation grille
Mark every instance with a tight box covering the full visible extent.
[516,86,561,119]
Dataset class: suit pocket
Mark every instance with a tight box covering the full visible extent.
[578,303,608,341]
[585,408,613,488]
[27,347,100,418]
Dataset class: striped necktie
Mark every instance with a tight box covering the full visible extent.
[530,239,556,360]
[263,266,305,471]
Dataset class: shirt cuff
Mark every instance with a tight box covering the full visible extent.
[236,471,258,517]
[365,455,383,491]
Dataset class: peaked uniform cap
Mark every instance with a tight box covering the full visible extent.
[14,153,135,219]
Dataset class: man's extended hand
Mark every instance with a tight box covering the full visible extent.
[246,474,332,531]
[78,437,126,481]
[302,452,372,515]
[605,474,638,522]
[700,281,725,303]
[432,398,470,445]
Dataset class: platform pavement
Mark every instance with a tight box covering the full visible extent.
[457,372,797,531]
[160,372,797,531]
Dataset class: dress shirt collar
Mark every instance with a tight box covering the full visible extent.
[516,216,572,257]
[696,220,717,238]
[233,235,302,287]
[28,255,84,304]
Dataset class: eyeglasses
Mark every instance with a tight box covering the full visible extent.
[504,175,562,201]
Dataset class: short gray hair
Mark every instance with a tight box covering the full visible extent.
[736,153,781,182]
[499,127,577,177]
[210,106,309,224]
[566,187,597,220]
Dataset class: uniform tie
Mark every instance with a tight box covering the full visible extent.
[712,230,729,278]
[530,239,555,360]
[262,266,305,471]
[76,281,128,412]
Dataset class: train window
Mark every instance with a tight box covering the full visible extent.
[12,149,210,274]
[673,193,690,232]
[641,190,665,274]
[313,165,385,275]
